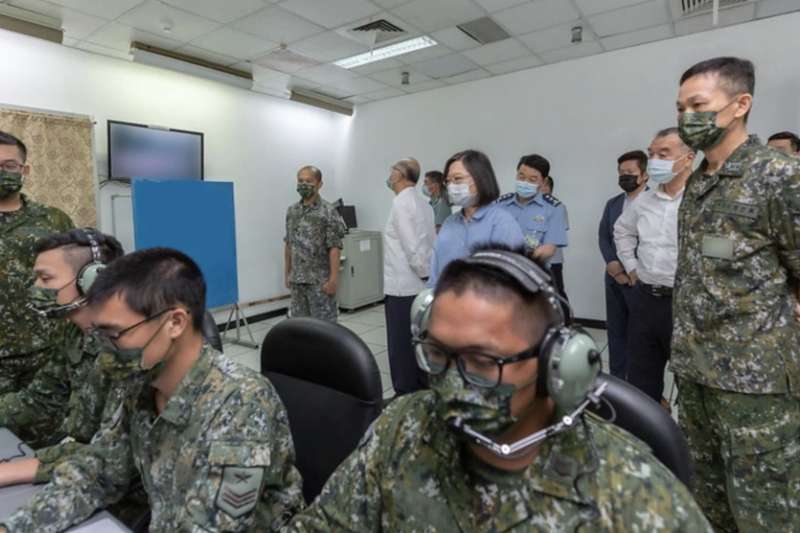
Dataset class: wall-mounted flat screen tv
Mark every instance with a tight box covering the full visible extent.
[108,120,203,180]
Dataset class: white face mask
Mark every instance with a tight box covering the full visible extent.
[447,183,476,208]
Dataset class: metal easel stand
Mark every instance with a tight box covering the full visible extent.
[221,303,259,349]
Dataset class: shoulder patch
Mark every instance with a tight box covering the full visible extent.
[542,193,561,206]
[497,192,515,203]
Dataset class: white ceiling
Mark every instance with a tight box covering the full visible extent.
[2,0,797,105]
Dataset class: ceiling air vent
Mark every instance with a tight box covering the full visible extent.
[457,17,510,45]
[674,0,749,16]
[342,18,407,46]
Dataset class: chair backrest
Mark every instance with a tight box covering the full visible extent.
[588,373,693,488]
[260,317,383,502]
[201,311,223,352]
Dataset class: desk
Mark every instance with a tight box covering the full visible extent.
[0,428,130,532]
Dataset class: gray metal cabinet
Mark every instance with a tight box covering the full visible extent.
[337,230,383,310]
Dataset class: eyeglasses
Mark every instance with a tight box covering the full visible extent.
[90,308,172,350]
[411,336,539,389]
[0,160,24,173]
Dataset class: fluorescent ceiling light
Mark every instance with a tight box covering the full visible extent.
[334,36,437,69]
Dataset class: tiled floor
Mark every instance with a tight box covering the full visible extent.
[222,304,678,416]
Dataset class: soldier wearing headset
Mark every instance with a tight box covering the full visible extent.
[285,245,711,532]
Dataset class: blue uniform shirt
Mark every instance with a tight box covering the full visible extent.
[498,193,568,260]
[428,202,524,286]
[550,202,569,265]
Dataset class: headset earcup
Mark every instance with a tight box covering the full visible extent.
[410,288,435,337]
[77,262,106,296]
[545,329,601,412]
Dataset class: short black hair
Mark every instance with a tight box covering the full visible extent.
[434,244,557,337]
[617,150,648,174]
[680,56,755,97]
[298,165,322,182]
[34,228,124,273]
[444,150,500,207]
[517,154,550,177]
[768,131,800,152]
[0,130,27,163]
[87,247,205,330]
[544,176,554,192]
[425,170,444,187]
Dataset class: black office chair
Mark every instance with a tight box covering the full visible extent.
[260,317,383,502]
[201,310,223,352]
[588,373,693,488]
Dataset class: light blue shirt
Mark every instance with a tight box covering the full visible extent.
[550,203,569,265]
[497,193,568,263]
[428,202,525,286]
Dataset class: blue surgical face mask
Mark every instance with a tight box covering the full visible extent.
[422,185,432,198]
[647,153,690,185]
[515,180,538,198]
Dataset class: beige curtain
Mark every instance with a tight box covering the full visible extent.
[0,108,96,227]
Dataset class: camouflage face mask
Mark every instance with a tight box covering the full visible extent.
[431,368,518,437]
[27,280,85,319]
[0,170,23,198]
[297,182,316,199]
[678,99,738,151]
[92,320,169,382]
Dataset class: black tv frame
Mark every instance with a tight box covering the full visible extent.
[107,120,205,181]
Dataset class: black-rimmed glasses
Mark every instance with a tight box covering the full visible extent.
[89,308,172,350]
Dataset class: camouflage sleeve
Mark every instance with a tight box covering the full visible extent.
[768,167,800,280]
[174,380,304,532]
[284,206,292,244]
[0,346,71,449]
[1,402,136,533]
[284,399,411,532]
[323,207,345,251]
[33,440,90,484]
[50,207,73,232]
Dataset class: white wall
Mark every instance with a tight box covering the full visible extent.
[0,28,352,313]
[338,12,800,321]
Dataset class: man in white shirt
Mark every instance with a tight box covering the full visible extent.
[383,158,436,395]
[614,128,695,403]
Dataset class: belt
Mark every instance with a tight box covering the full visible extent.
[639,282,673,297]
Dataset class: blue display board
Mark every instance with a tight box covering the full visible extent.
[132,179,238,309]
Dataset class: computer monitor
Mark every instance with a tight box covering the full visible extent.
[337,205,357,230]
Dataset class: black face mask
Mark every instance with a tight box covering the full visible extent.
[618,174,639,193]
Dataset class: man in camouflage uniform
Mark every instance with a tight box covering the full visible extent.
[673,56,800,531]
[0,248,303,533]
[0,130,73,395]
[285,247,711,532]
[284,165,345,322]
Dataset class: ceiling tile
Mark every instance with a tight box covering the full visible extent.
[233,6,325,44]
[391,0,486,33]
[279,0,380,29]
[757,0,800,18]
[8,0,107,39]
[346,94,373,104]
[484,53,542,74]
[294,63,361,85]
[519,22,597,53]
[176,44,240,66]
[117,0,220,42]
[588,0,671,37]
[290,30,369,62]
[399,43,453,64]
[369,66,432,87]
[474,0,529,13]
[430,26,481,51]
[493,0,579,35]
[600,22,672,50]
[40,0,144,20]
[442,68,490,84]
[85,21,184,52]
[412,53,479,78]
[675,3,757,35]
[574,0,651,17]
[404,79,445,93]
[328,76,388,95]
[75,40,134,60]
[539,41,603,63]
[363,86,407,100]
[352,57,406,75]
[372,0,414,8]
[462,37,529,65]
[190,27,276,59]
[162,0,267,24]
[252,47,321,73]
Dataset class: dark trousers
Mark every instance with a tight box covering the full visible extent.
[626,284,672,402]
[605,276,634,379]
[550,263,570,323]
[384,295,427,395]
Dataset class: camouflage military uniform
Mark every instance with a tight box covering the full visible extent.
[1,345,304,533]
[284,392,712,532]
[672,135,800,531]
[0,324,110,449]
[0,194,73,393]
[284,197,345,322]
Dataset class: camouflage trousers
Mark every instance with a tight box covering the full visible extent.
[677,380,800,532]
[290,283,338,322]
[0,349,49,395]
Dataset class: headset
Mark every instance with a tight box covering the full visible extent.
[75,228,107,296]
[410,249,607,457]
